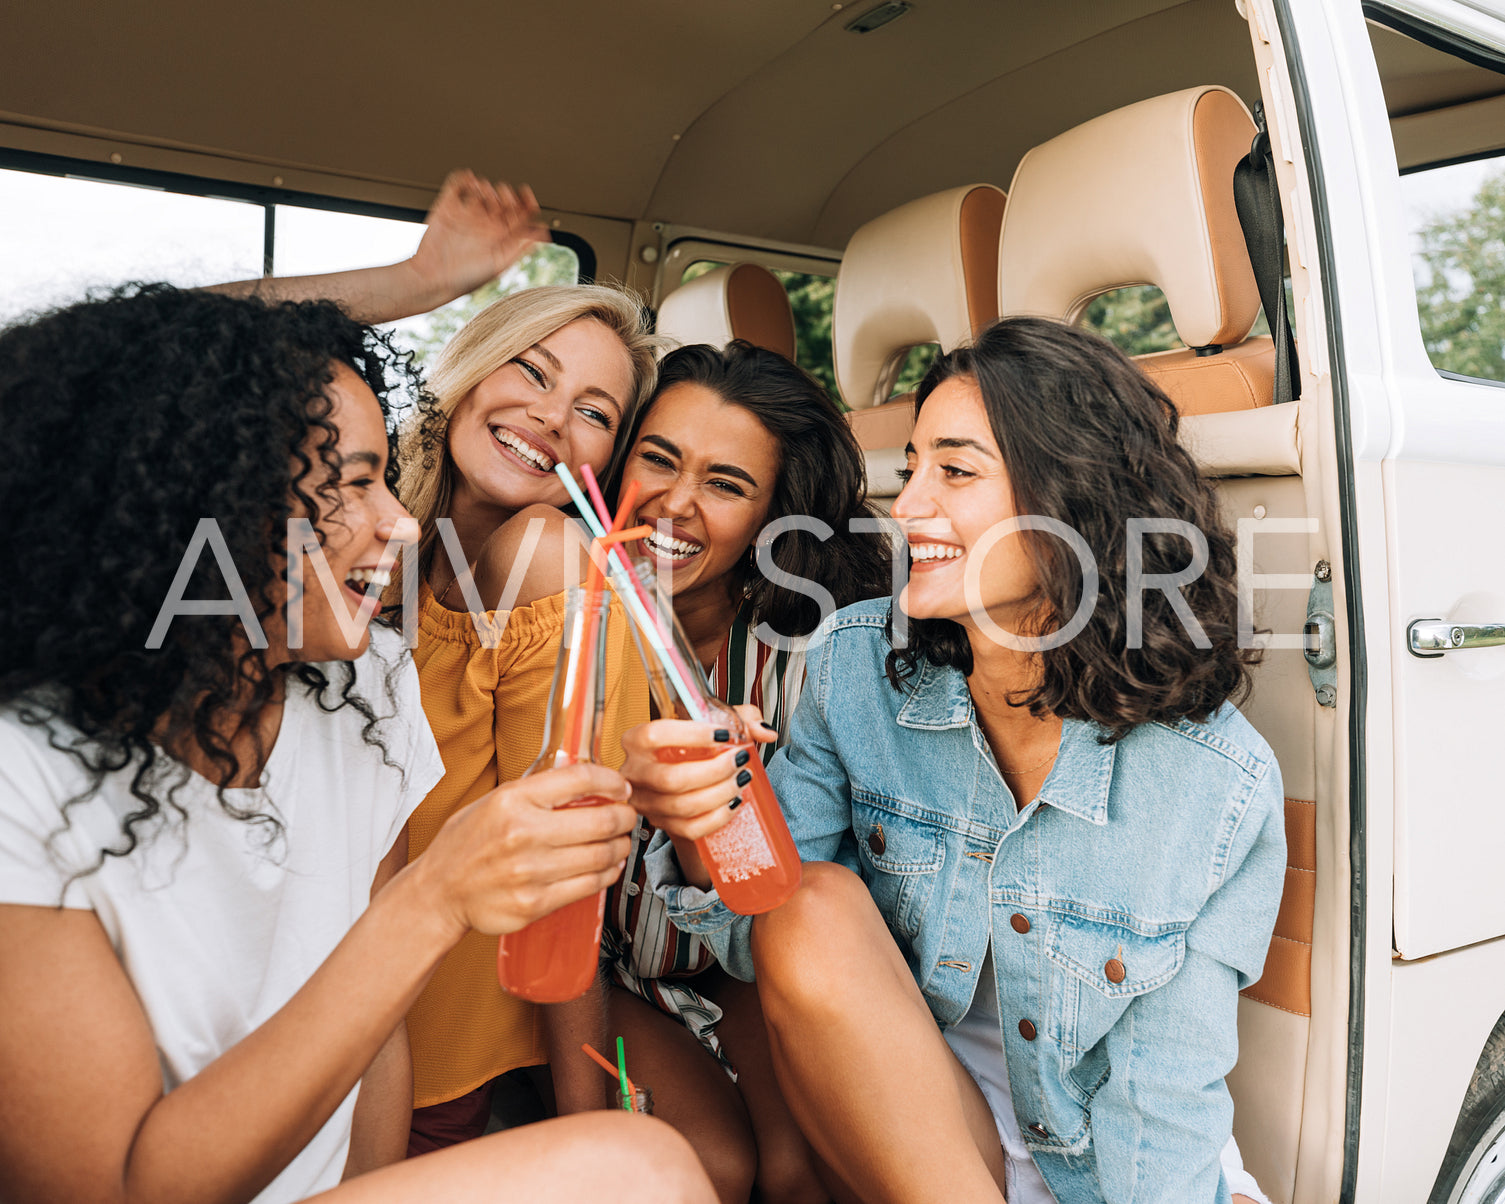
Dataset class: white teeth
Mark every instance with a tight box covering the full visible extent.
[643,530,704,559]
[346,567,392,588]
[909,544,964,562]
[492,428,556,471]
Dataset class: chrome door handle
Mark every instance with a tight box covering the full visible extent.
[1408,619,1505,657]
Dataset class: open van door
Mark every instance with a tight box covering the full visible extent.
[1268,0,1505,1198]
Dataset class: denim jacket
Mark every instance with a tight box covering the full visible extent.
[647,600,1285,1204]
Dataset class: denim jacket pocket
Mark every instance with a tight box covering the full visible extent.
[851,798,944,940]
[1046,914,1187,1057]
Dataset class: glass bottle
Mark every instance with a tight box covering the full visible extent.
[621,559,802,915]
[496,587,613,1002]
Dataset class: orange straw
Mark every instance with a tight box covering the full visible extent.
[563,482,643,760]
[581,1042,638,1098]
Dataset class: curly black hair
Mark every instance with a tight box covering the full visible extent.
[609,340,893,639]
[0,284,431,875]
[886,317,1256,740]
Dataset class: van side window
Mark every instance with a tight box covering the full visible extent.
[1401,156,1505,384]
[1080,285,1186,354]
[677,260,842,403]
[0,161,578,374]
[0,166,264,322]
[1369,19,1505,386]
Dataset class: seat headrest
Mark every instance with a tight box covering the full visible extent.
[655,262,797,361]
[833,183,1006,410]
[998,86,1261,350]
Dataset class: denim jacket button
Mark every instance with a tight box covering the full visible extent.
[1027,1123,1050,1139]
[867,825,886,856]
[1009,913,1031,934]
[1104,957,1126,983]
[1018,1018,1037,1041]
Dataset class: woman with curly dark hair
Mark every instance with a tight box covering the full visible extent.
[628,318,1284,1203]
[0,286,714,1204]
[598,340,891,1204]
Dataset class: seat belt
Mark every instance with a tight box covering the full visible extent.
[1233,100,1301,404]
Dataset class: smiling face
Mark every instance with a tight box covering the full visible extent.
[620,382,781,601]
[890,375,1040,634]
[277,363,419,663]
[446,316,636,516]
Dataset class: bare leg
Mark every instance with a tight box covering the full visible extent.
[609,983,758,1204]
[752,862,1006,1204]
[311,1111,714,1203]
[706,969,830,1204]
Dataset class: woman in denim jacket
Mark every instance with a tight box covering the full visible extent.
[627,317,1285,1203]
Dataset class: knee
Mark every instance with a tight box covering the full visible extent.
[752,862,876,1009]
[594,1113,718,1204]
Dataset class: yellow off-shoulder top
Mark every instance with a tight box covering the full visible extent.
[405,580,648,1108]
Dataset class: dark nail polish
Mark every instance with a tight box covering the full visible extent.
[759,721,777,732]
[728,795,744,811]
[735,749,750,767]
[736,769,753,788]
[713,729,731,743]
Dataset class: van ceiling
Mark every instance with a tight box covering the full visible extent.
[3,0,1257,249]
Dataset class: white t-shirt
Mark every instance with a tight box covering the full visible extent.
[0,627,445,1204]
[944,945,1270,1204]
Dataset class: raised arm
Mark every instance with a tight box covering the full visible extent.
[211,170,545,323]
[0,764,635,1204]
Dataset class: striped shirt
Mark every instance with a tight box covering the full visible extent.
[602,602,807,1074]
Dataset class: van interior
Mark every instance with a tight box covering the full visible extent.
[4,3,1504,1201]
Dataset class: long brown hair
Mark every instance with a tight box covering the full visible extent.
[886,316,1255,739]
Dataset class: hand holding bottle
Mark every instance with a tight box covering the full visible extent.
[409,762,635,944]
[619,710,775,843]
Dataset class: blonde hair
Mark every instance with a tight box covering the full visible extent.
[394,284,668,595]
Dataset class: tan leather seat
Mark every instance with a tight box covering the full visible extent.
[997,85,1276,417]
[655,262,797,361]
[832,184,1006,465]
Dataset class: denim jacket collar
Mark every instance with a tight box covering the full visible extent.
[896,659,1114,826]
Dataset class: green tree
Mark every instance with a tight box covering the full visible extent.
[1414,168,1505,382]
[1080,285,1184,355]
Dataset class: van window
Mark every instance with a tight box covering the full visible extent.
[0,162,577,371]
[0,166,263,323]
[1080,286,1186,354]
[890,344,939,398]
[1368,17,1505,385]
[675,260,841,403]
[1401,155,1505,384]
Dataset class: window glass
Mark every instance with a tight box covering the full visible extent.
[674,261,841,403]
[1080,286,1186,355]
[1401,156,1505,383]
[274,203,578,370]
[890,344,939,398]
[0,168,263,323]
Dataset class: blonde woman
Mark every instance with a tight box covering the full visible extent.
[220,178,729,1150]
[393,283,668,1150]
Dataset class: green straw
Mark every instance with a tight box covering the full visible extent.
[616,1035,633,1111]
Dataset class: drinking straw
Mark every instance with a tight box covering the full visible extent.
[581,1042,638,1096]
[553,464,705,721]
[579,463,613,530]
[564,517,648,759]
[580,464,707,723]
[616,1035,633,1110]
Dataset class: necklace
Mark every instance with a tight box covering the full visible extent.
[998,746,1059,775]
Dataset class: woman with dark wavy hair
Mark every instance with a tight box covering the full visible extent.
[631,318,1283,1203]
[599,340,891,1204]
[0,286,713,1204]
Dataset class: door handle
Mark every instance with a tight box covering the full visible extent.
[1408,619,1505,658]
